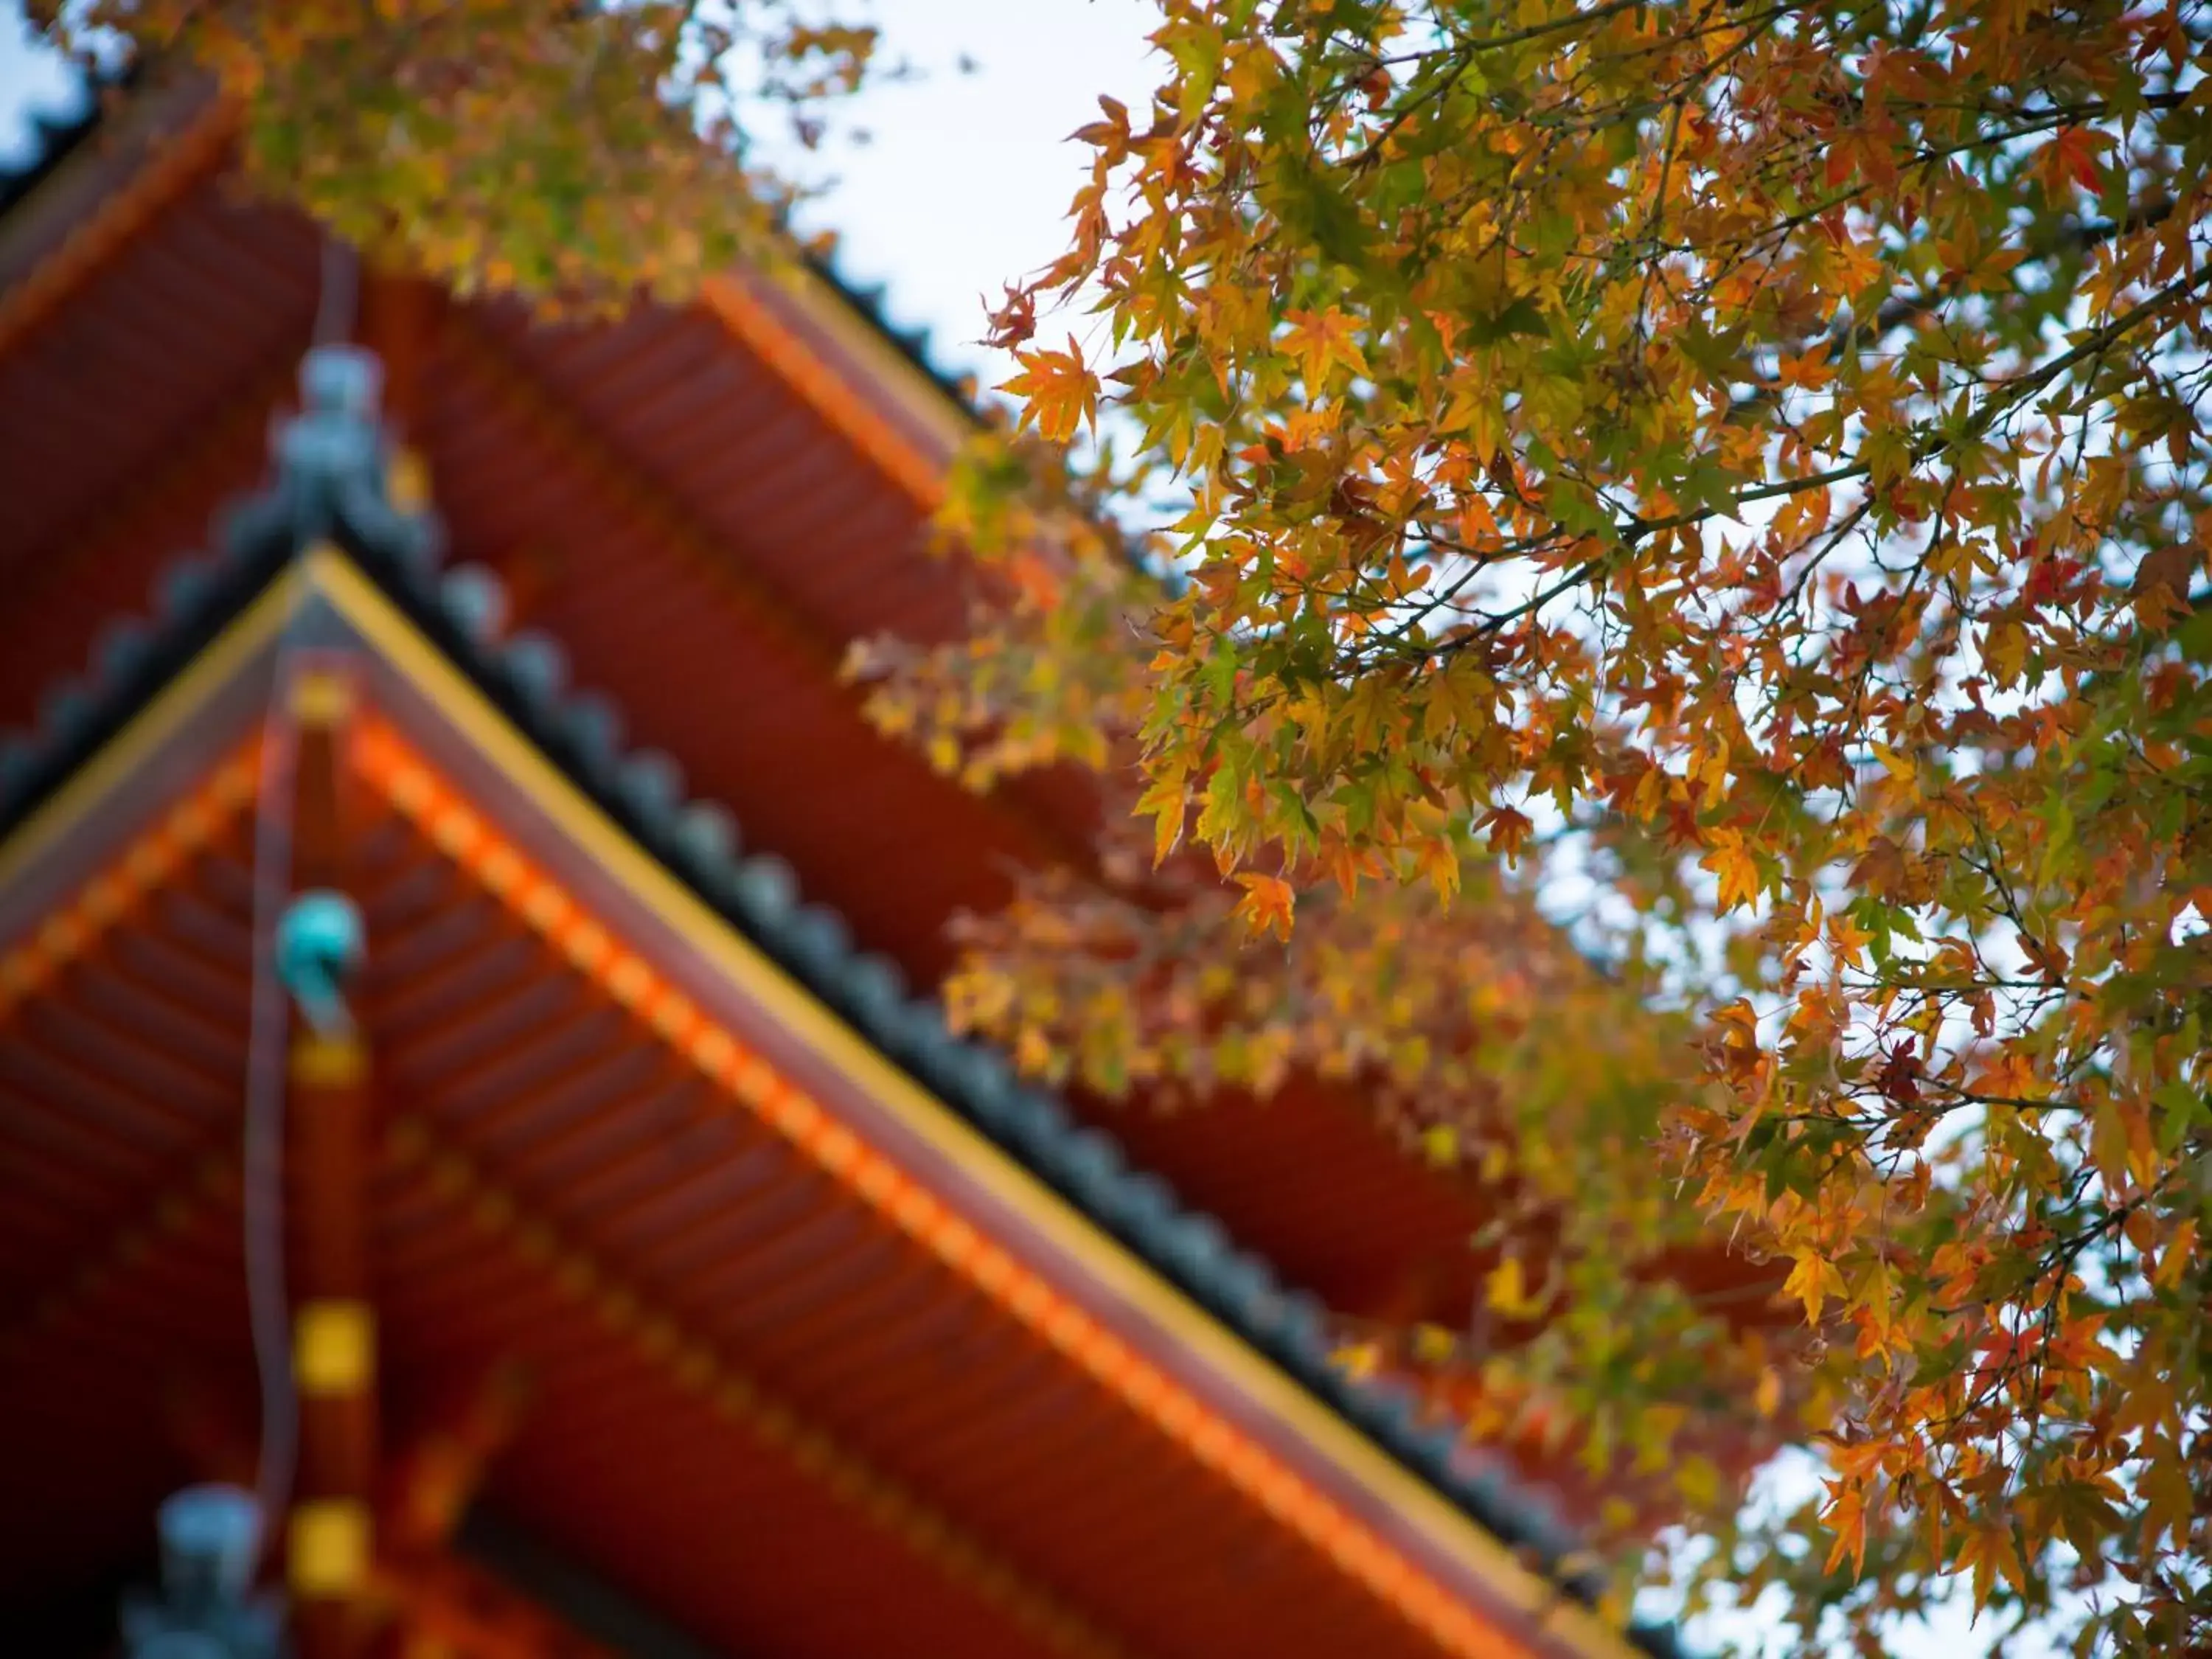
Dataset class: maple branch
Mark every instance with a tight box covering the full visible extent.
[1318,139,2210,666]
[1435,0,1659,56]
[1374,260,2212,664]
[1919,1086,2093,1117]
[1632,98,1689,338]
[1343,0,1784,170]
[1728,193,2185,420]
[1340,50,1478,171]
[1900,89,2194,121]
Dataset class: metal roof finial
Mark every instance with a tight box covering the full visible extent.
[119,1484,282,1659]
[211,344,440,572]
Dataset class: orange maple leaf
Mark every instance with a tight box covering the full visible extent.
[1700,830,1764,911]
[1280,306,1370,393]
[1479,804,1536,863]
[1231,872,1296,940]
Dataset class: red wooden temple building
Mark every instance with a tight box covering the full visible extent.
[0,70,1700,1659]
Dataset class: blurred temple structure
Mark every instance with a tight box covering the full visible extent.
[0,71,1703,1659]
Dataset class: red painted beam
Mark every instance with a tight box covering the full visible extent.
[282,670,379,1659]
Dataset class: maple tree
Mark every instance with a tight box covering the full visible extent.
[32,0,878,302]
[855,1,2212,1654]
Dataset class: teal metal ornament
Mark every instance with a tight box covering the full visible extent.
[274,889,364,1038]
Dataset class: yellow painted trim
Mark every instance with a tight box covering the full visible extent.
[0,563,305,894]
[299,549,1638,1659]
[289,669,358,728]
[295,1300,376,1397]
[290,1498,372,1596]
[292,1031,369,1088]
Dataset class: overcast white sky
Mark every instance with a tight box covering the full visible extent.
[0,6,2069,1655]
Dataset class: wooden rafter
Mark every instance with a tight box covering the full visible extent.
[0,344,299,696]
[0,745,260,1012]
[439,316,849,680]
[386,1115,1143,1659]
[697,271,951,512]
[380,1360,533,1561]
[437,316,1084,876]
[376,1553,620,1659]
[0,1150,235,1360]
[0,84,237,362]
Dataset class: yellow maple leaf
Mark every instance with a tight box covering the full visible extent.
[1783,1251,1846,1324]
[1135,772,1191,867]
[1755,1366,1784,1419]
[1414,833,1462,903]
[1280,306,1369,392]
[1956,1518,2029,1607]
[1820,1484,1868,1579]
[2152,1219,2199,1292]
[2139,1443,2197,1545]
[1486,1256,1547,1319]
[999,336,1099,443]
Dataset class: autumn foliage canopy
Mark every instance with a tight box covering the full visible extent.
[869,1,2212,1652]
[36,0,2212,1653]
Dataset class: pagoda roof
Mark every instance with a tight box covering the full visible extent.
[0,65,1601,1407]
[0,68,1585,1364]
[0,339,1683,1658]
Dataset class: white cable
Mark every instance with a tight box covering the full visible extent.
[241,625,310,1557]
[313,237,360,349]
[244,228,359,1554]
